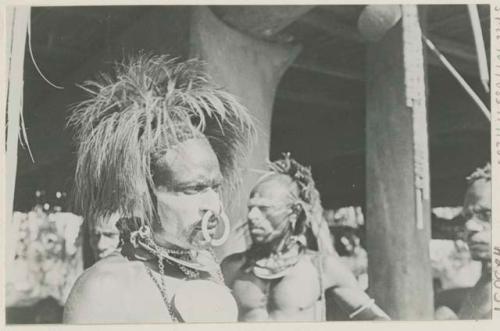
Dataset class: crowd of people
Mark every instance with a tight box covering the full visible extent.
[17,55,491,323]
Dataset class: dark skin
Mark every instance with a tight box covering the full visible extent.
[222,174,389,321]
[89,213,120,260]
[435,178,492,320]
[64,138,237,323]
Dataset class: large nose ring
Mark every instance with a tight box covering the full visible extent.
[201,208,230,247]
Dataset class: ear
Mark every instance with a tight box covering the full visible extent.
[291,203,307,235]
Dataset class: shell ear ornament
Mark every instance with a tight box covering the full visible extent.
[201,208,230,247]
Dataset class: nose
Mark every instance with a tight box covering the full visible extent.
[97,235,113,251]
[199,188,222,214]
[465,217,484,233]
[247,206,261,222]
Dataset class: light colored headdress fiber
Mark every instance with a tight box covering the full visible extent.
[68,54,255,229]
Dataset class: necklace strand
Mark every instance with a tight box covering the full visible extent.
[145,265,178,322]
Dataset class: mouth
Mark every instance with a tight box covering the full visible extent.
[190,216,219,242]
[249,226,267,237]
[468,242,489,249]
[466,240,490,255]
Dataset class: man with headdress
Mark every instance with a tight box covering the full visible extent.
[63,55,254,323]
[435,164,492,320]
[221,154,389,321]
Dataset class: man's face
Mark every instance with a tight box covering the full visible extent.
[462,178,491,261]
[153,138,223,249]
[89,214,120,260]
[247,175,296,244]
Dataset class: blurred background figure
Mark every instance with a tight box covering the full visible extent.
[5,196,83,324]
[88,213,121,261]
[325,206,368,290]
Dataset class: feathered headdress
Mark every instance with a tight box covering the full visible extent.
[68,54,255,228]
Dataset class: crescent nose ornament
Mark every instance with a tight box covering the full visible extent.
[201,209,230,247]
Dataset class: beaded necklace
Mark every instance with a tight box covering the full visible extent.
[142,240,225,322]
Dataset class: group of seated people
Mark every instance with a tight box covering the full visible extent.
[63,55,492,323]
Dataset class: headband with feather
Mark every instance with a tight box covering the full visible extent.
[68,54,255,230]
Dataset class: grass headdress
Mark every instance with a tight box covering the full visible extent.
[68,54,255,229]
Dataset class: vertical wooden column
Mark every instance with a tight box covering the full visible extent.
[190,7,300,257]
[365,5,433,319]
[5,7,30,269]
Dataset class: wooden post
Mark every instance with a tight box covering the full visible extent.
[365,5,433,319]
[5,7,30,269]
[190,7,301,257]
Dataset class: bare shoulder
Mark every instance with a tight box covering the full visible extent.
[63,254,142,323]
[221,251,247,287]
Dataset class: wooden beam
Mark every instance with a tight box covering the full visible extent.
[365,6,433,319]
[210,5,314,39]
[428,9,489,33]
[299,8,479,75]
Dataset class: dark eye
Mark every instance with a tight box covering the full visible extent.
[104,232,119,238]
[259,206,271,213]
[477,210,491,222]
[183,185,208,195]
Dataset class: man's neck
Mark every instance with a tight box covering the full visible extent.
[249,236,289,258]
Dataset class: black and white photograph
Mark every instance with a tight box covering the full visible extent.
[3,2,495,325]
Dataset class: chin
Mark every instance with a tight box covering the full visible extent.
[471,252,491,261]
[250,236,265,245]
[468,246,491,261]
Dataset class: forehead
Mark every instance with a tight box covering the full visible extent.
[93,213,121,231]
[156,138,221,186]
[251,174,296,202]
[464,179,491,209]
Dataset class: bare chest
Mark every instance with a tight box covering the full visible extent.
[459,278,492,319]
[122,270,237,323]
[231,258,322,320]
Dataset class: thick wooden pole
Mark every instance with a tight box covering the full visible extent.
[5,7,29,269]
[190,7,300,258]
[365,5,433,319]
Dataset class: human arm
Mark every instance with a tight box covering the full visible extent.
[323,255,390,320]
[63,266,130,323]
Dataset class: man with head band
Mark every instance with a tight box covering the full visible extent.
[63,55,255,323]
[221,154,389,321]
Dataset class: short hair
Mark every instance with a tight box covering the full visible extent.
[68,54,255,229]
